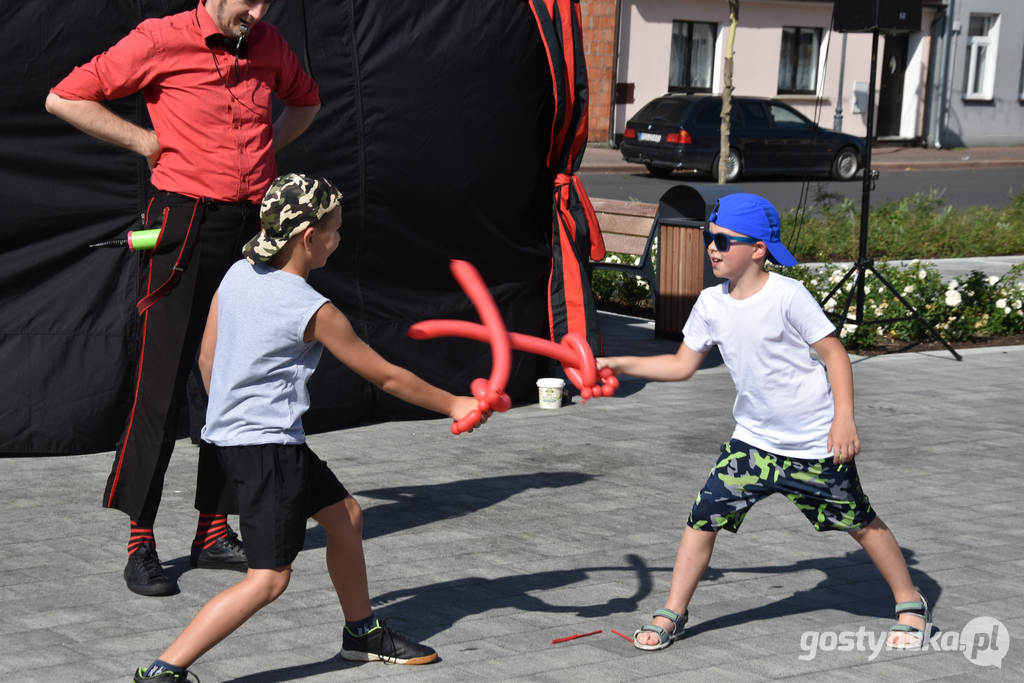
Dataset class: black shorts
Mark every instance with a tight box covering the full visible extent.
[195,442,349,569]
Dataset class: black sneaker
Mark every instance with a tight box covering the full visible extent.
[124,543,179,596]
[132,666,199,681]
[340,619,438,665]
[189,526,247,571]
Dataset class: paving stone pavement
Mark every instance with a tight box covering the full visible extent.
[2,312,1022,682]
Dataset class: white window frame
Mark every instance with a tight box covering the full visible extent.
[778,26,823,95]
[964,13,999,100]
[668,20,717,93]
[1019,44,1024,100]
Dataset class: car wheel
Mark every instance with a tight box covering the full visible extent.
[711,149,741,182]
[645,164,673,178]
[831,147,859,181]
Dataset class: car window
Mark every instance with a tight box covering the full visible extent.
[768,103,812,130]
[632,98,693,124]
[737,100,770,127]
[694,100,721,126]
[693,99,748,127]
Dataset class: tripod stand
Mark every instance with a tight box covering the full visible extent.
[820,28,961,361]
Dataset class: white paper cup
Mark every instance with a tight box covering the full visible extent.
[536,378,565,409]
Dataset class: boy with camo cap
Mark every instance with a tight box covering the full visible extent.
[133,173,483,681]
[599,193,929,654]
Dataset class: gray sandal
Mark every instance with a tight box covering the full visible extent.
[887,591,930,649]
[633,608,688,651]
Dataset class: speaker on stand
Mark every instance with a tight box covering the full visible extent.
[822,0,960,359]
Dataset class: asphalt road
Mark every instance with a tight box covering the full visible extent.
[579,166,1024,213]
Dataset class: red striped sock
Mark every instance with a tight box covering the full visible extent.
[128,521,155,555]
[193,513,228,549]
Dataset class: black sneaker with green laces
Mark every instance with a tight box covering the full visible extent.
[340,619,438,665]
[132,666,198,681]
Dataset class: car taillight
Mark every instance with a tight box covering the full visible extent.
[665,129,692,144]
[623,127,636,139]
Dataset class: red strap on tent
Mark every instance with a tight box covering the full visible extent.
[528,0,606,350]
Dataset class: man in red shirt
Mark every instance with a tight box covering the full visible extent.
[46,0,321,597]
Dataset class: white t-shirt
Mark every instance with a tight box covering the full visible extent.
[682,272,839,458]
[201,260,329,446]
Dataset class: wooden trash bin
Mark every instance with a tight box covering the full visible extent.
[589,185,731,340]
[652,185,731,339]
[655,218,707,339]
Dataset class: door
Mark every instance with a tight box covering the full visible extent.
[764,102,817,170]
[876,33,908,138]
[733,99,772,171]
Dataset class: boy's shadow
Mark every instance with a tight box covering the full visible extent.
[304,471,593,547]
[225,553,655,682]
[222,547,936,681]
[686,546,939,638]
[368,552,653,632]
[164,471,592,582]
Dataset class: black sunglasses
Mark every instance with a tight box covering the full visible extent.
[702,229,760,251]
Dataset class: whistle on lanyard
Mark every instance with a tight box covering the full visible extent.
[235,21,249,54]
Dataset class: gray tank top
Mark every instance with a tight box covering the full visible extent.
[201,260,329,446]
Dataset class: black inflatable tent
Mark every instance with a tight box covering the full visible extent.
[0,0,604,455]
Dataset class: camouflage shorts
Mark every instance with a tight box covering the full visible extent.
[687,439,876,533]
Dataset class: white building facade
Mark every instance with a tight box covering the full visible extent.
[610,0,1023,147]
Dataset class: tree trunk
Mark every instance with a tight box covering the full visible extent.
[719,1,739,184]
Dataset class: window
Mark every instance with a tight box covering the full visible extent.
[738,100,771,127]
[1020,44,1024,99]
[632,98,693,125]
[965,13,999,100]
[767,103,811,130]
[694,99,722,126]
[668,21,716,93]
[778,27,821,94]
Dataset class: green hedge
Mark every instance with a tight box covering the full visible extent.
[784,188,1024,261]
[590,191,1024,349]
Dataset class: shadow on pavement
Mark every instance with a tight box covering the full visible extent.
[225,553,654,682]
[225,656,350,682]
[369,553,654,639]
[306,471,593,547]
[217,545,935,681]
[689,546,939,639]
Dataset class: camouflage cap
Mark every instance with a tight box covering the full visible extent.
[243,173,342,264]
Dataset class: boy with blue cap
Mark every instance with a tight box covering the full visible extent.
[599,193,928,652]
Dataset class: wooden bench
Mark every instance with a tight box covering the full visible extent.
[590,187,726,338]
[589,197,659,293]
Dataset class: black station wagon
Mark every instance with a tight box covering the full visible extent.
[619,94,865,182]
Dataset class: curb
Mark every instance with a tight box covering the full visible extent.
[580,159,1024,174]
[870,159,1024,171]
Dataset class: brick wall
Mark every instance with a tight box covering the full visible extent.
[579,0,618,143]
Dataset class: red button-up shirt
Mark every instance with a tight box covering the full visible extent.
[51,2,319,203]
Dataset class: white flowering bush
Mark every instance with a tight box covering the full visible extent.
[591,249,1024,350]
[780,262,1024,349]
[590,251,654,312]
[590,188,1024,348]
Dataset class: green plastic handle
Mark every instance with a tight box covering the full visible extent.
[127,228,161,251]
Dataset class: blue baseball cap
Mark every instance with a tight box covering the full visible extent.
[707,193,797,266]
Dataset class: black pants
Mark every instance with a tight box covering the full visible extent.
[103,191,259,524]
